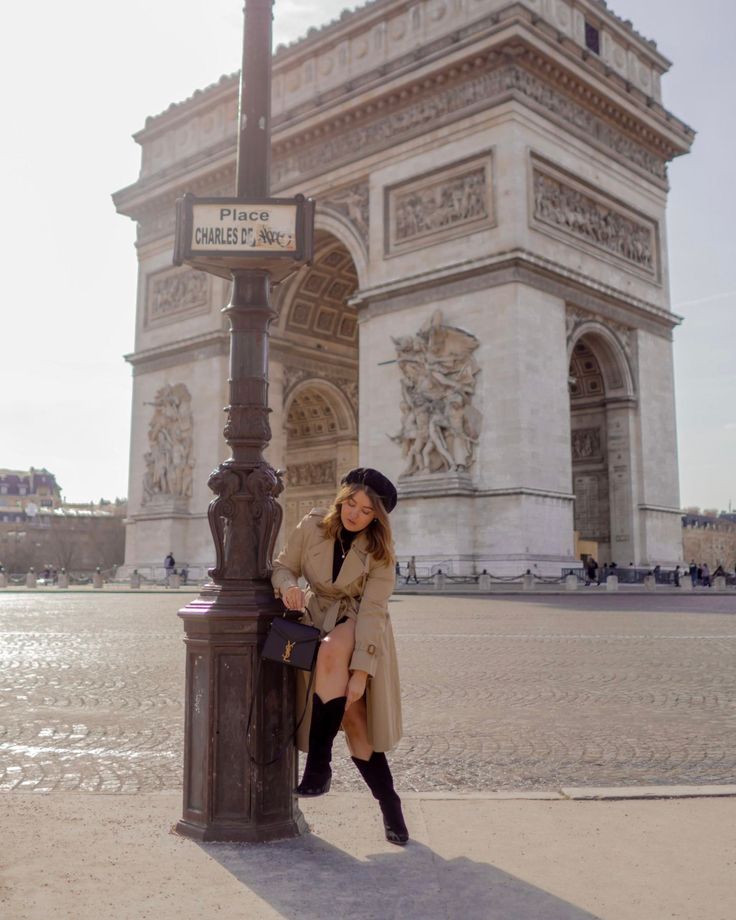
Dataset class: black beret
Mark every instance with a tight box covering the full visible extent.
[341,467,398,513]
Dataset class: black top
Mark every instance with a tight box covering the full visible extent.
[332,527,359,583]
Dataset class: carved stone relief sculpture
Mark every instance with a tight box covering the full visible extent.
[142,383,195,504]
[532,166,657,274]
[319,182,369,250]
[146,268,209,327]
[386,154,494,254]
[390,310,481,476]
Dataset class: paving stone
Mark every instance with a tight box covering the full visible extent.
[0,592,734,793]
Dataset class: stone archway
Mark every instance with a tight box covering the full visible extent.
[282,381,358,535]
[568,324,637,565]
[273,230,361,536]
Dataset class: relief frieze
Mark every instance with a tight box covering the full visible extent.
[386,155,494,254]
[286,460,337,487]
[146,267,210,327]
[272,61,666,189]
[533,167,657,275]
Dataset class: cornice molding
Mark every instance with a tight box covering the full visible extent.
[125,330,228,375]
[351,248,680,337]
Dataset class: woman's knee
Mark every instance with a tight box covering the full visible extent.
[317,632,352,674]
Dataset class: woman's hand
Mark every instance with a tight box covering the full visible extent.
[283,586,305,610]
[345,670,368,710]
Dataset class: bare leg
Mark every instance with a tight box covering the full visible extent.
[314,619,355,702]
[342,695,373,761]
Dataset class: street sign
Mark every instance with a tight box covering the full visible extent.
[174,193,314,280]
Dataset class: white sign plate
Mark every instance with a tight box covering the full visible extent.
[190,203,298,253]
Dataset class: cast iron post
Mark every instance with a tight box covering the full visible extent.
[176,0,307,843]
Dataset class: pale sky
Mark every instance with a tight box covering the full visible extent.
[1,1,733,509]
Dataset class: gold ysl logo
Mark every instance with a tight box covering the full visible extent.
[282,640,295,662]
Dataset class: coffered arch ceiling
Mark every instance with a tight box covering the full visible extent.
[277,231,359,348]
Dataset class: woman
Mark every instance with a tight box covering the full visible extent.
[272,467,408,845]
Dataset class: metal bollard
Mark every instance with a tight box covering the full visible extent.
[606,575,619,592]
[565,574,578,591]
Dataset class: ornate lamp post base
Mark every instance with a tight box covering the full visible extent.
[176,583,308,843]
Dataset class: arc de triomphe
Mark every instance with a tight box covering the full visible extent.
[114,0,693,577]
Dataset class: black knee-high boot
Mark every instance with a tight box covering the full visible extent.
[351,752,409,845]
[296,694,347,796]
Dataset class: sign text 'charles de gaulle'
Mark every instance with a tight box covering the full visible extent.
[174,193,314,280]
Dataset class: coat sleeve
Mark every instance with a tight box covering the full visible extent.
[271,514,310,598]
[350,558,396,678]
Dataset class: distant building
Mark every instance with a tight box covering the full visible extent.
[0,467,62,522]
[0,468,126,573]
[682,511,736,572]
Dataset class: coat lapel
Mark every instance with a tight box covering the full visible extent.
[334,533,369,589]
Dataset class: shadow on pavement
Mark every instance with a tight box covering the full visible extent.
[201,833,601,920]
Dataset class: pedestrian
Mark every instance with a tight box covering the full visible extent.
[405,555,418,584]
[653,564,661,584]
[164,552,176,577]
[673,564,680,588]
[701,562,711,587]
[395,560,401,577]
[689,560,697,587]
[272,466,408,845]
[585,556,598,586]
[179,565,188,585]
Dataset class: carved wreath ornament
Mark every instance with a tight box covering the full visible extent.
[390,310,481,476]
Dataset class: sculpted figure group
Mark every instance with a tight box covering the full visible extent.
[390,310,481,476]
[142,384,195,503]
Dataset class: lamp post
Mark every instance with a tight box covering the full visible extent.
[174,0,311,843]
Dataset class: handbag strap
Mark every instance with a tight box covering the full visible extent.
[243,641,317,769]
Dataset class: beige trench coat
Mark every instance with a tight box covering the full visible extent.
[271,509,403,753]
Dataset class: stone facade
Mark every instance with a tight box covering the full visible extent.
[114,0,693,575]
[682,514,736,572]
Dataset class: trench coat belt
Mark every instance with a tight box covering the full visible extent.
[304,590,360,636]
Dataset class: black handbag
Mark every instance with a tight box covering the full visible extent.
[261,615,321,671]
[245,610,321,767]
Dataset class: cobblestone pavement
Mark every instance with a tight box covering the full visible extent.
[1,593,734,794]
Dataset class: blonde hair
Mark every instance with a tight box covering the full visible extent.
[320,483,395,566]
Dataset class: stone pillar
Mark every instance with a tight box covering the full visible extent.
[57,571,70,589]
[0,569,7,588]
[713,576,727,592]
[434,570,446,590]
[478,572,491,592]
[679,577,692,592]
[565,574,578,591]
[26,569,37,589]
[522,572,535,591]
[643,574,656,591]
[606,575,619,591]
[93,570,104,590]
[130,571,142,590]
[168,573,182,589]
